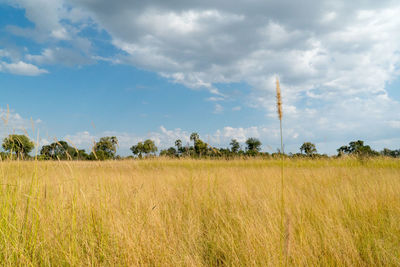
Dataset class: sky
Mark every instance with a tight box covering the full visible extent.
[0,0,399,155]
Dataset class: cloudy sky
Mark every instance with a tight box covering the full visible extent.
[0,0,399,155]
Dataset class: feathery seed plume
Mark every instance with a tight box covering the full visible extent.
[276,77,282,120]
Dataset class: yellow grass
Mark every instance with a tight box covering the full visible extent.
[0,158,399,266]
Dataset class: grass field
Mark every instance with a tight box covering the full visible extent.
[0,158,399,266]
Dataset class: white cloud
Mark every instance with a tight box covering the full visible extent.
[213,126,262,143]
[321,12,337,23]
[61,125,299,155]
[2,0,400,149]
[158,126,190,144]
[61,0,400,124]
[64,131,96,148]
[62,126,191,153]
[0,106,55,152]
[0,61,48,76]
[213,103,223,114]
[0,106,41,140]
[206,96,225,102]
[232,106,241,111]
[3,0,93,68]
[0,49,11,58]
[49,121,400,156]
[386,120,400,129]
[135,9,242,35]
[6,1,400,100]
[26,47,93,66]
[4,0,89,42]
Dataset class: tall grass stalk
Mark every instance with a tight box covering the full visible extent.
[276,77,286,265]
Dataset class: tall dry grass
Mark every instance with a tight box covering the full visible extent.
[275,76,286,265]
[0,158,399,266]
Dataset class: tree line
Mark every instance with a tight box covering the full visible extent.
[0,133,399,160]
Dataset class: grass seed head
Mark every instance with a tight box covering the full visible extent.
[276,77,283,121]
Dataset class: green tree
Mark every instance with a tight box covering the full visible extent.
[143,139,158,155]
[75,149,89,160]
[348,140,366,154]
[2,134,34,158]
[337,145,350,155]
[67,148,89,160]
[218,148,230,158]
[194,139,208,157]
[160,147,177,157]
[230,139,240,154]
[175,139,182,149]
[245,138,262,154]
[381,148,400,158]
[40,145,52,159]
[337,140,379,157]
[130,139,157,158]
[130,142,144,158]
[0,152,9,160]
[40,141,88,160]
[93,136,118,160]
[175,139,184,155]
[300,142,317,156]
[40,141,70,160]
[190,133,199,144]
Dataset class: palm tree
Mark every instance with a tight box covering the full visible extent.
[190,132,199,144]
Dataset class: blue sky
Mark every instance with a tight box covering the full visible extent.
[0,0,399,155]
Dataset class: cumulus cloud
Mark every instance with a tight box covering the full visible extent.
[213,103,223,114]
[63,126,191,154]
[0,106,42,139]
[63,131,96,148]
[28,121,400,155]
[67,1,400,90]
[61,125,303,155]
[386,120,400,129]
[26,47,94,66]
[2,0,400,149]
[0,49,11,59]
[0,61,48,76]
[0,47,48,75]
[5,0,400,96]
[0,106,54,151]
[213,126,262,143]
[4,0,88,41]
[4,0,66,41]
[64,0,400,127]
[2,0,93,67]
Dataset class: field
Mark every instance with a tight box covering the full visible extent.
[0,158,399,266]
